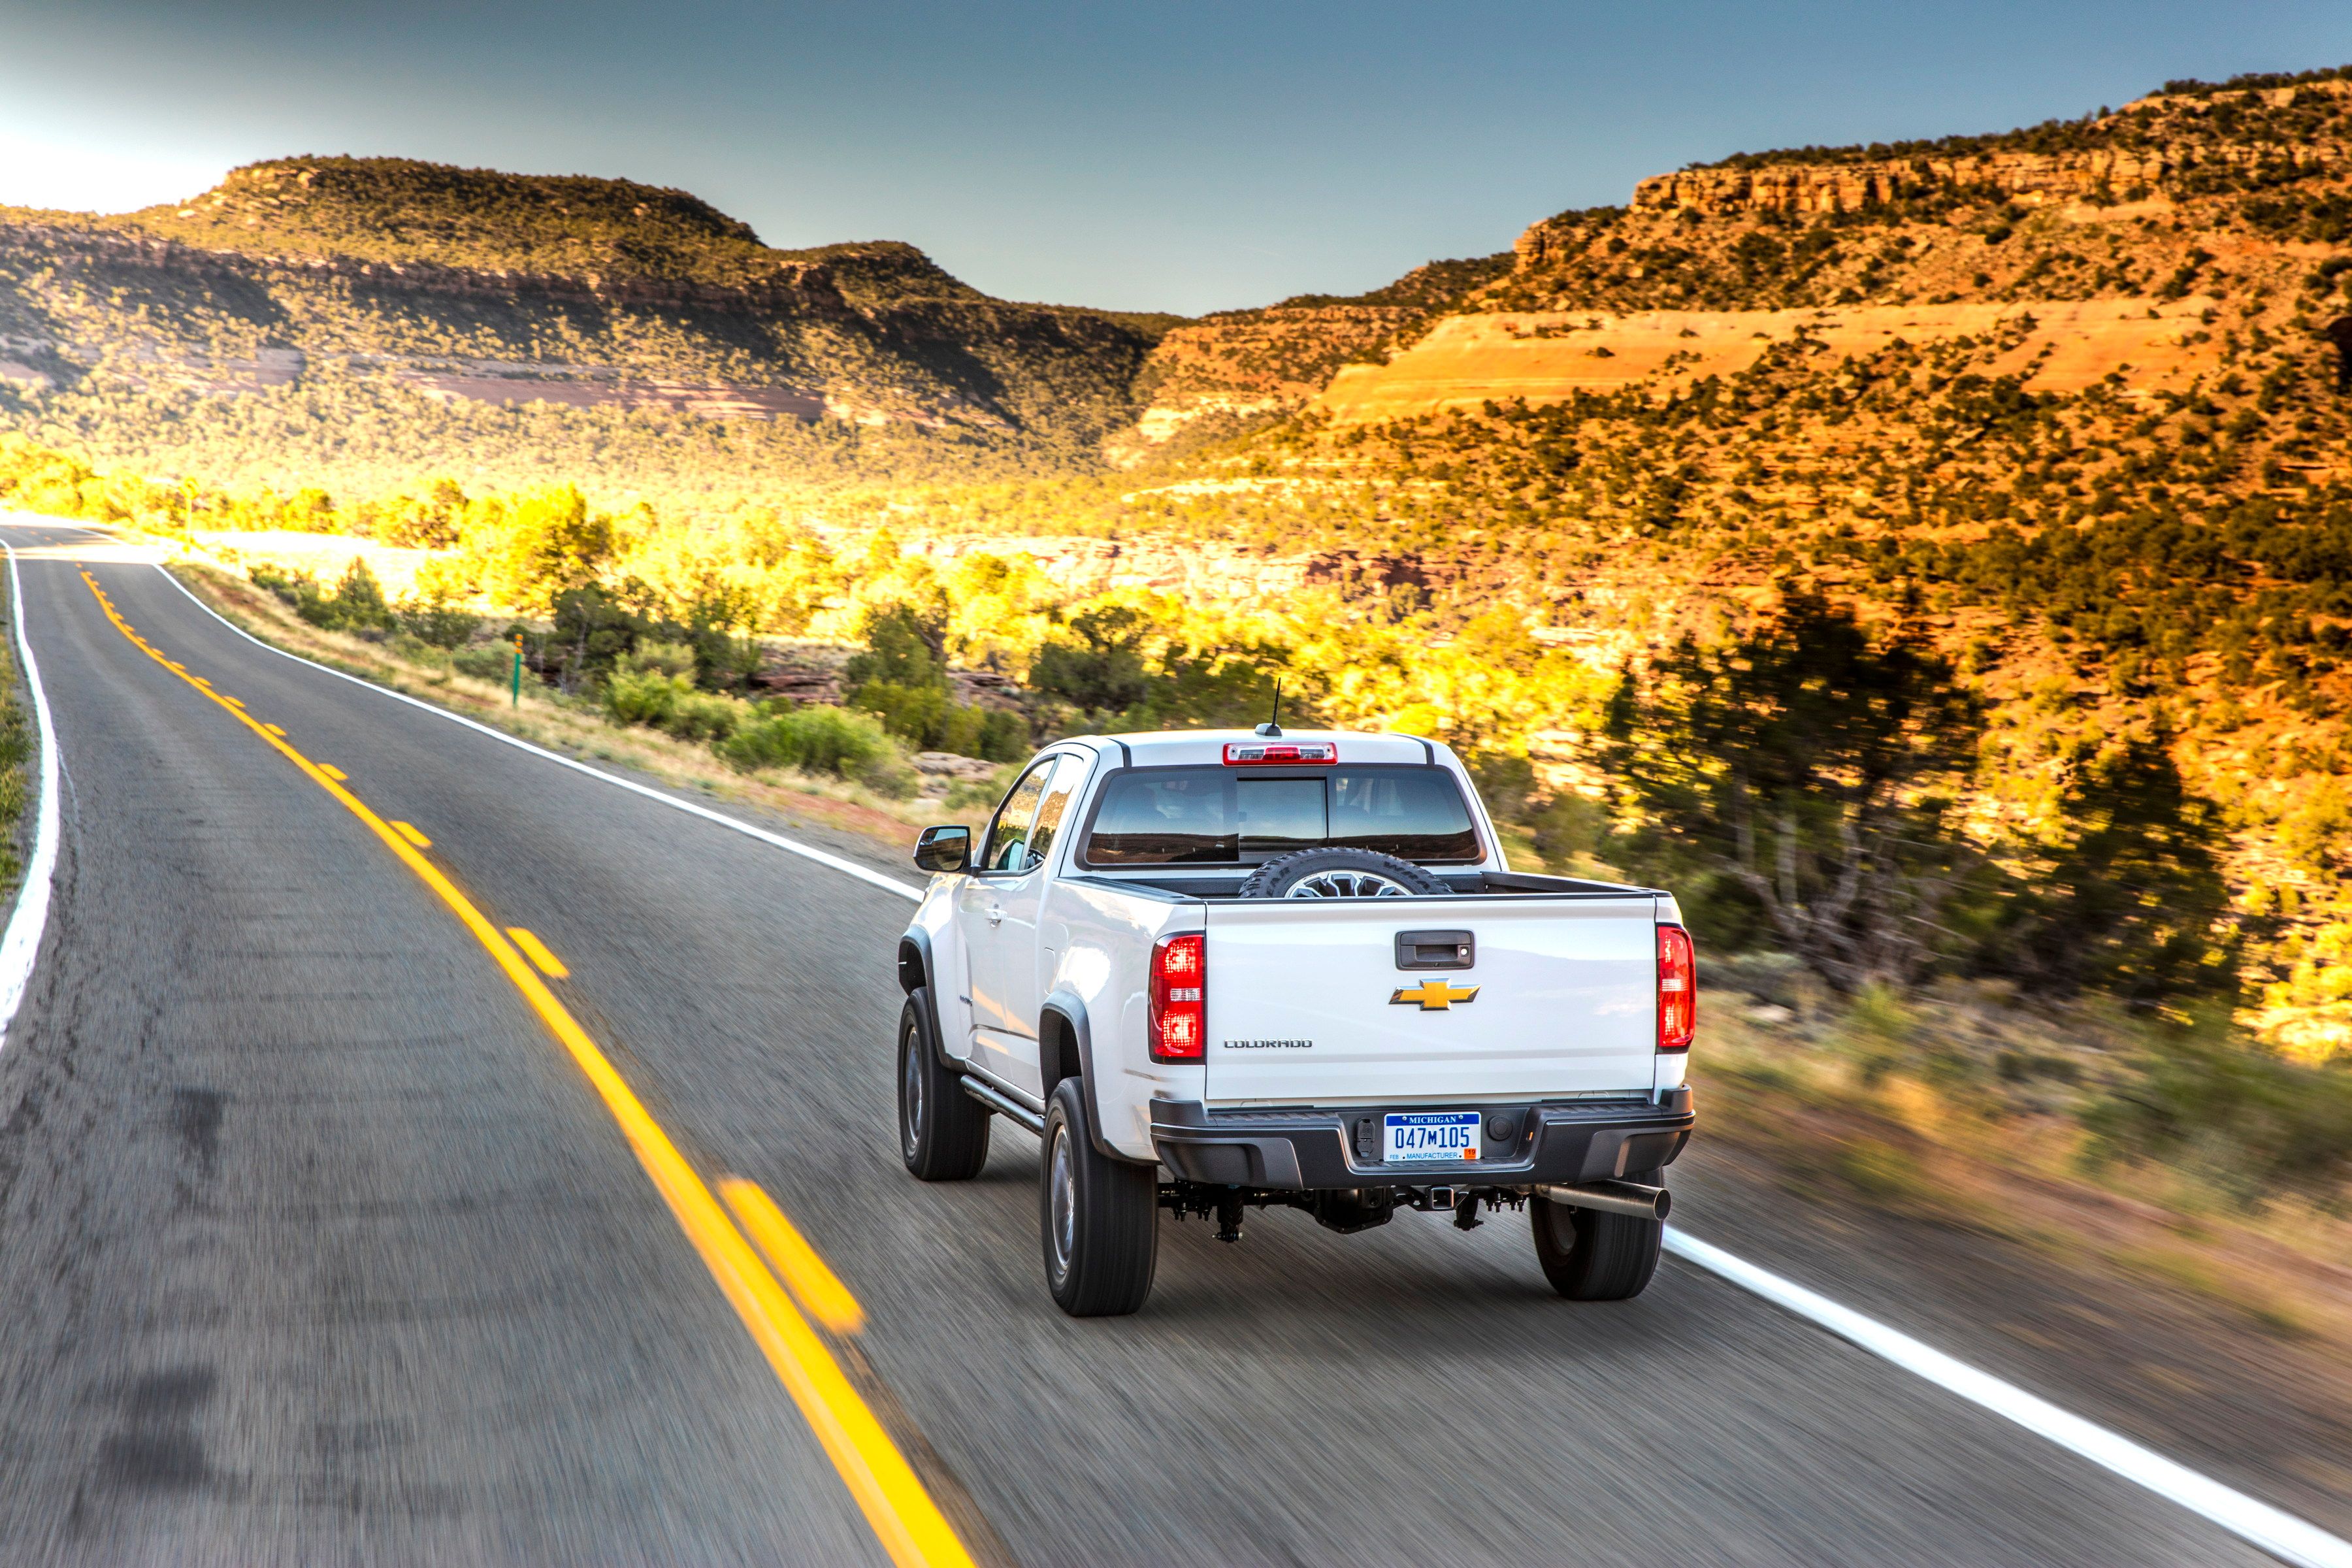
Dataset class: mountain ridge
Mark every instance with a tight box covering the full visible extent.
[112,156,966,292]
[0,156,1181,461]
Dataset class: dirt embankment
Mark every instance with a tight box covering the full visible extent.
[1313,296,2227,425]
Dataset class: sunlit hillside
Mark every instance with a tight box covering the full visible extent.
[0,157,1181,480]
[7,65,2352,1059]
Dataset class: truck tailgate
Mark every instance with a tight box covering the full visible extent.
[1202,895,1658,1106]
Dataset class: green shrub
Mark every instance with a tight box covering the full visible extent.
[451,644,512,682]
[606,666,691,727]
[1028,605,1152,713]
[967,706,1030,762]
[250,564,334,626]
[662,688,749,743]
[719,704,913,795]
[547,583,661,685]
[252,557,396,632]
[248,562,299,598]
[329,558,396,630]
[843,602,947,689]
[849,679,1028,760]
[945,764,1021,813]
[397,595,481,649]
[2085,1024,2352,1201]
[622,640,697,679]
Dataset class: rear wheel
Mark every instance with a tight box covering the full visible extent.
[897,992,990,1181]
[1530,1169,1664,1301]
[1041,1079,1158,1316]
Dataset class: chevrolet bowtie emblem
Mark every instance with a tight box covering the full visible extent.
[1390,979,1480,1011]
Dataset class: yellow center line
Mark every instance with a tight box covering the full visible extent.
[507,926,570,979]
[319,763,348,781]
[723,1178,867,1335]
[76,571,972,1568]
[391,819,433,849]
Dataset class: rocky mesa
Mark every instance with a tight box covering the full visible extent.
[0,157,1177,449]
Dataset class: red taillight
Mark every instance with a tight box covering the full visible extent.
[1658,924,1696,1052]
[1222,741,1336,765]
[1151,932,1206,1062]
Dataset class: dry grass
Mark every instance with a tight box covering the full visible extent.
[168,557,935,855]
[1695,975,2352,1349]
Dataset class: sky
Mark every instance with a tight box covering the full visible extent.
[2,1,2347,316]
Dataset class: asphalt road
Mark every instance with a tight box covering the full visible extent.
[0,518,2313,1565]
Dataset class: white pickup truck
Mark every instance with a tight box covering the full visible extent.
[894,727,1697,1316]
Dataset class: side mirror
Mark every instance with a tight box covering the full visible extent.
[914,825,972,874]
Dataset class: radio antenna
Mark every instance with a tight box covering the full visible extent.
[1254,679,1284,738]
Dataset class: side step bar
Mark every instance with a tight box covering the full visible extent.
[1535,1179,1671,1221]
[960,1074,1046,1134]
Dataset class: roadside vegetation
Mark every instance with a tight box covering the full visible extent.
[1699,980,2352,1343]
[0,578,27,900]
[166,558,984,851]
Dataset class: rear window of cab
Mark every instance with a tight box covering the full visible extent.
[1078,765,1483,866]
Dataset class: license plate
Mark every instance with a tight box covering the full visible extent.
[1384,1111,1480,1164]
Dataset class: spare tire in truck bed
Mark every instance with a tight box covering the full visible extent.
[1236,847,1450,898]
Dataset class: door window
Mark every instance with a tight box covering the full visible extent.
[980,759,1056,872]
[1026,756,1086,869]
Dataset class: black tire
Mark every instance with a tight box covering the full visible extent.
[1530,1169,1665,1301]
[1236,847,1449,899]
[898,992,990,1181]
[1039,1079,1158,1316]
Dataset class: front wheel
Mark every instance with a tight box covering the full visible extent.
[1040,1079,1158,1316]
[898,992,990,1181]
[1530,1169,1664,1301]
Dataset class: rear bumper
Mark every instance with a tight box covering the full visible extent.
[1149,1086,1694,1190]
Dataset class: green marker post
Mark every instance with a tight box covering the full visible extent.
[510,632,523,708]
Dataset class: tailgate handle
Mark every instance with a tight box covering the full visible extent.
[1395,929,1474,970]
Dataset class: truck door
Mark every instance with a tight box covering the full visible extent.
[958,754,1079,1101]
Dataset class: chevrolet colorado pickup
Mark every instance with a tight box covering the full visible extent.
[894,727,1697,1316]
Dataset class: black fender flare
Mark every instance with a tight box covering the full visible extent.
[896,930,951,1070]
[1041,988,1130,1163]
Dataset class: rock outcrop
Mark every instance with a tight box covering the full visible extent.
[1625,141,2330,220]
[1616,80,2352,221]
[0,220,924,326]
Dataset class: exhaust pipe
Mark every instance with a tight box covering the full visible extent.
[1535,1180,1671,1222]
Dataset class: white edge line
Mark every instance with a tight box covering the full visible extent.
[30,523,2352,1567]
[1665,1231,2352,1568]
[139,549,926,904]
[0,542,63,1045]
